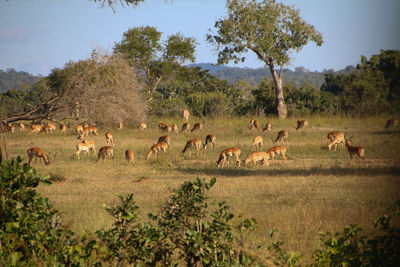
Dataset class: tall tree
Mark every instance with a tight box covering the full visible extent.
[207,0,323,119]
[114,26,197,102]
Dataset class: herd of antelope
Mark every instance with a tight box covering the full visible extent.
[3,112,398,168]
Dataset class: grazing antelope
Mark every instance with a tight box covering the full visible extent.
[181,122,190,133]
[159,123,171,132]
[262,122,271,132]
[327,131,345,151]
[60,124,67,134]
[267,146,287,164]
[182,109,190,122]
[76,139,96,159]
[203,134,216,149]
[249,119,259,130]
[252,136,263,151]
[146,142,169,160]
[182,138,202,155]
[43,123,56,134]
[140,122,147,132]
[19,122,26,132]
[27,147,52,166]
[191,122,203,132]
[216,147,241,167]
[78,126,99,139]
[296,120,308,131]
[159,123,168,130]
[243,152,270,166]
[118,121,123,130]
[28,124,43,135]
[172,123,179,133]
[323,131,344,145]
[386,118,398,129]
[97,146,114,162]
[125,149,135,164]
[76,125,84,134]
[105,131,115,147]
[272,130,288,143]
[344,134,365,162]
[158,135,171,146]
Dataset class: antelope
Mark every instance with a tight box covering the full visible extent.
[327,131,345,151]
[386,118,398,129]
[216,147,241,167]
[159,123,171,132]
[4,124,16,133]
[97,146,114,162]
[272,130,288,143]
[296,120,308,131]
[243,152,270,166]
[78,126,99,139]
[172,123,179,133]
[125,149,135,164]
[158,135,171,145]
[252,136,263,151]
[43,123,56,134]
[28,124,43,135]
[105,131,115,146]
[140,122,147,132]
[60,124,67,134]
[267,146,287,164]
[182,109,190,122]
[76,139,96,159]
[27,147,53,166]
[19,122,26,132]
[323,131,344,145]
[118,121,123,130]
[191,122,203,132]
[203,134,216,149]
[182,138,202,155]
[262,122,271,132]
[181,122,190,133]
[83,123,89,129]
[345,134,365,162]
[76,125,84,134]
[249,119,259,130]
[146,142,169,160]
[159,123,169,130]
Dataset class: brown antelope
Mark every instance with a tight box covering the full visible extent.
[19,122,26,132]
[105,131,115,146]
[249,119,259,130]
[386,118,398,129]
[97,146,114,162]
[262,122,271,132]
[78,126,99,139]
[191,122,203,132]
[140,122,147,132]
[327,131,345,151]
[172,123,179,133]
[158,135,171,145]
[159,122,168,130]
[272,130,288,143]
[181,122,190,133]
[27,147,53,166]
[182,109,190,122]
[118,121,123,130]
[125,149,135,164]
[296,120,308,131]
[146,142,169,160]
[203,134,216,149]
[83,123,89,129]
[60,124,67,134]
[76,125,84,134]
[76,139,96,159]
[267,146,287,164]
[159,123,171,132]
[243,152,270,166]
[323,131,344,144]
[43,123,56,134]
[345,134,365,162]
[182,138,202,155]
[216,147,241,167]
[28,124,43,135]
[4,124,16,133]
[252,136,263,150]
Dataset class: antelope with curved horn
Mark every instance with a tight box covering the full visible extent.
[249,119,259,130]
[272,130,288,144]
[296,120,308,131]
[344,133,365,162]
[182,138,202,155]
[216,147,241,167]
[97,146,114,162]
[27,147,55,166]
[125,149,135,164]
[76,139,96,159]
[252,136,263,151]
[203,134,216,149]
[146,142,169,160]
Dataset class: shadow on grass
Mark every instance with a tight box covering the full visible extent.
[175,165,400,178]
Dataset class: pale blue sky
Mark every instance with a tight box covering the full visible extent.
[1,0,399,75]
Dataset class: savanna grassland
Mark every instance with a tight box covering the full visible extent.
[5,116,400,261]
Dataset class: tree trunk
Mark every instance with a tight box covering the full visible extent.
[268,64,288,119]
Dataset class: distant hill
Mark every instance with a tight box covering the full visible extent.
[189,63,356,88]
[0,69,42,93]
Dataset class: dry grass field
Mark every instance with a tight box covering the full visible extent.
[5,116,400,262]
